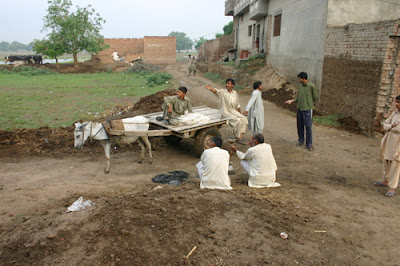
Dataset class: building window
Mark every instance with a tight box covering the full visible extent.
[273,14,281,37]
[248,25,252,36]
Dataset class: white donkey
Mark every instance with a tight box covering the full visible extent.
[74,116,152,174]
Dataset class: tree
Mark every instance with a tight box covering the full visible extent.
[32,32,67,69]
[42,0,108,68]
[223,21,234,35]
[215,33,223,38]
[168,31,193,52]
[194,37,207,50]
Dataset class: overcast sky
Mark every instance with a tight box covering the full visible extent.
[0,0,232,44]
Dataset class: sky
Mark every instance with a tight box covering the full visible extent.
[0,0,232,44]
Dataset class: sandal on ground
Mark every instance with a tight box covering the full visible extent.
[374,182,389,187]
[385,191,395,197]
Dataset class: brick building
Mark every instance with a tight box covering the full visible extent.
[225,0,400,134]
[93,36,176,65]
[197,34,234,62]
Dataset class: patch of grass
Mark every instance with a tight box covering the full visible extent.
[313,114,341,128]
[216,61,236,66]
[203,72,225,84]
[0,72,170,130]
[146,72,172,87]
[247,52,266,61]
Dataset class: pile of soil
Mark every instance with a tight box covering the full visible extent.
[0,89,176,158]
[262,83,297,113]
[338,116,362,133]
[0,185,330,265]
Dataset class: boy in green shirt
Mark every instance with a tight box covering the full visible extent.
[285,72,319,151]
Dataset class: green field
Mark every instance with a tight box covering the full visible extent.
[0,71,170,131]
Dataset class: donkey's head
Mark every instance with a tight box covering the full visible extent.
[74,122,90,149]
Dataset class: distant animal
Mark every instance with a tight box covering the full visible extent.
[74,116,153,174]
[111,51,124,62]
[5,55,42,64]
[4,55,28,64]
[26,55,43,64]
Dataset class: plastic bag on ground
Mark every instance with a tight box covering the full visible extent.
[67,196,93,212]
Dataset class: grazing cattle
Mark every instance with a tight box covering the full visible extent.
[74,116,153,174]
[4,55,28,64]
[111,51,124,62]
[4,55,42,64]
[27,55,43,64]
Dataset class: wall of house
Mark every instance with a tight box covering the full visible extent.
[143,36,176,64]
[92,37,176,64]
[236,11,256,58]
[266,0,329,89]
[94,38,144,63]
[319,20,400,134]
[327,0,400,26]
[198,35,234,62]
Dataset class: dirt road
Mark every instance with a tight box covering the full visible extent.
[0,62,399,265]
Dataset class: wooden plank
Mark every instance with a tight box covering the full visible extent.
[107,129,173,137]
[143,105,208,118]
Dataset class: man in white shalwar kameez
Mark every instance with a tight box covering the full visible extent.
[231,134,280,188]
[244,81,264,134]
[375,95,400,197]
[205,79,248,144]
[196,136,232,190]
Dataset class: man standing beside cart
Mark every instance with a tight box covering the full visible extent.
[205,79,248,145]
[157,87,193,126]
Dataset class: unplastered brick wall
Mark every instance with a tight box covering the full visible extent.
[198,35,233,62]
[320,20,399,134]
[94,38,144,63]
[143,36,176,64]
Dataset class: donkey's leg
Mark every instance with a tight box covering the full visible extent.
[100,140,111,174]
[142,136,153,164]
[136,137,146,164]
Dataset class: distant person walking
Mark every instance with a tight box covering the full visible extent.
[375,95,400,197]
[244,81,264,134]
[188,56,197,76]
[285,72,319,151]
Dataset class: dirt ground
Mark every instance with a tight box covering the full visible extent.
[0,62,399,265]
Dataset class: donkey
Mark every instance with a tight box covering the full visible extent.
[74,116,153,174]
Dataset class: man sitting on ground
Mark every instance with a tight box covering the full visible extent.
[231,133,280,188]
[156,87,193,126]
[196,136,232,190]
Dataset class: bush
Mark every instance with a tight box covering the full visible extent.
[146,72,172,87]
[0,68,11,74]
[247,52,266,61]
[10,66,54,75]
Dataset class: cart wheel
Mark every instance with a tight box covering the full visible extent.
[164,136,182,145]
[194,127,221,157]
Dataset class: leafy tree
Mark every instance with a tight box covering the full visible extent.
[32,33,67,69]
[194,37,207,50]
[168,31,193,52]
[42,0,108,67]
[215,33,224,38]
[223,21,234,35]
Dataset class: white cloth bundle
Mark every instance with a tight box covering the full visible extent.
[179,113,210,125]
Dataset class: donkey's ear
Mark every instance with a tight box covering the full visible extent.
[74,122,81,127]
[82,122,89,128]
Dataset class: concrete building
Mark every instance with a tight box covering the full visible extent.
[225,0,400,134]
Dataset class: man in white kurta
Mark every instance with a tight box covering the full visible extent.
[205,79,248,144]
[231,134,280,188]
[196,136,232,190]
[244,81,264,134]
[377,96,400,197]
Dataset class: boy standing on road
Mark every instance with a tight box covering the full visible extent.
[375,95,400,197]
[244,81,264,134]
[285,72,319,151]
